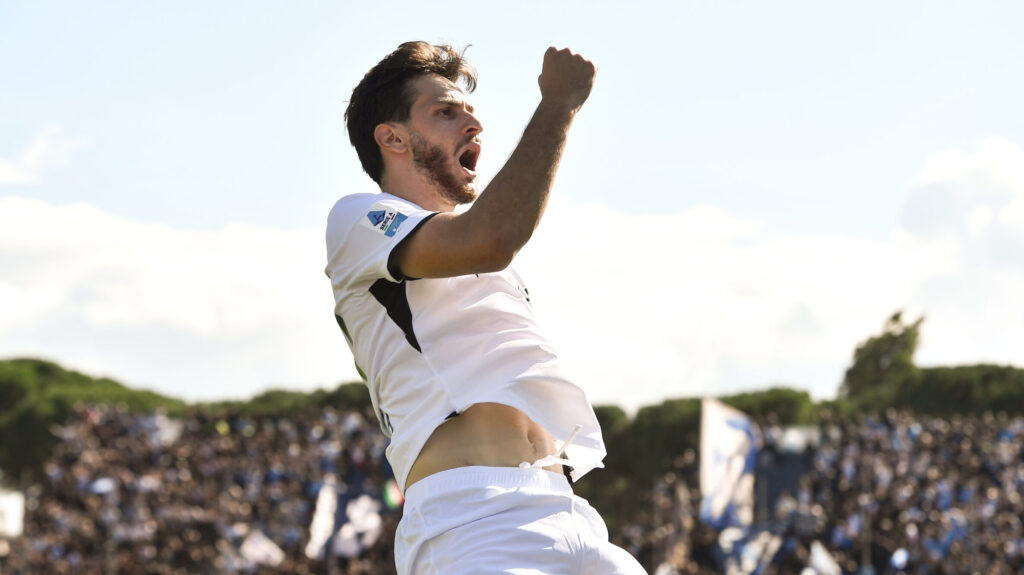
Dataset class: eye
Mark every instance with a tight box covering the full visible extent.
[438,107,453,117]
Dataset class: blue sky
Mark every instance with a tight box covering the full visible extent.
[3,1,1023,411]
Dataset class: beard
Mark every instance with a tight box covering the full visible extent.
[410,133,477,206]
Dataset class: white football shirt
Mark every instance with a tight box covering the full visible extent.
[325,192,606,489]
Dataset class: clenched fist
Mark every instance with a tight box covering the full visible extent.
[538,47,596,113]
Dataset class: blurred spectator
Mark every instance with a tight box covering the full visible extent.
[640,409,1024,575]
[4,405,1023,574]
[5,402,398,574]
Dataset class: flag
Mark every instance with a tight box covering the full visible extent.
[332,494,383,559]
[239,529,284,567]
[700,398,760,529]
[807,541,841,575]
[382,477,404,510]
[304,476,338,560]
[717,527,783,575]
[0,489,25,538]
[150,411,183,447]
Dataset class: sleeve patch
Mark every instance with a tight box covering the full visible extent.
[361,204,409,237]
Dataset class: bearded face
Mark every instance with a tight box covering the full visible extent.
[410,132,478,206]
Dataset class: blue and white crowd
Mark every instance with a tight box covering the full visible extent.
[2,405,1024,574]
[1,402,399,574]
[641,409,1024,575]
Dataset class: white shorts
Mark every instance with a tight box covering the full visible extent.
[395,466,649,575]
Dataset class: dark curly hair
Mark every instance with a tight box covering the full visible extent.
[345,42,477,184]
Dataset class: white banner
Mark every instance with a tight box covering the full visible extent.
[0,489,25,538]
[807,540,841,575]
[718,527,783,575]
[304,475,338,560]
[700,398,760,528]
[240,529,284,567]
[332,494,383,559]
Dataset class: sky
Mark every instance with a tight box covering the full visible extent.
[2,1,1023,413]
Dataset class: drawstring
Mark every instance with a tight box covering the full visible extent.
[519,454,574,469]
[519,423,583,471]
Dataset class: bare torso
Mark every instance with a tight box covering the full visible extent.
[404,402,563,490]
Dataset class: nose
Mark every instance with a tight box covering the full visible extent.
[462,110,483,137]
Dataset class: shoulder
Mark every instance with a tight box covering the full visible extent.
[325,192,437,282]
[327,193,426,229]
[328,193,383,224]
[329,192,423,215]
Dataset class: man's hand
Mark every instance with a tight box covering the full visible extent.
[538,47,596,113]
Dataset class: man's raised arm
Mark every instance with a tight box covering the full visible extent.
[395,47,596,279]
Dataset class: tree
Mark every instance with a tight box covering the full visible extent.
[839,311,923,403]
[897,364,1024,415]
[593,404,629,439]
[720,387,815,425]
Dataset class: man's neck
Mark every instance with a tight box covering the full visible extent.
[380,172,455,212]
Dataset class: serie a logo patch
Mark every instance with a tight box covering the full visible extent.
[361,204,408,237]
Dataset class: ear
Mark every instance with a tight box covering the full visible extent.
[374,123,408,155]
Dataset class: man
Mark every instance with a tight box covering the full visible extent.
[325,41,648,575]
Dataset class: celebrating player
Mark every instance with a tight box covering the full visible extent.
[326,41,648,574]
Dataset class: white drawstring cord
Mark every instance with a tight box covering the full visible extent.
[519,424,583,470]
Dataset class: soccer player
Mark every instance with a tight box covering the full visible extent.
[325,41,648,575]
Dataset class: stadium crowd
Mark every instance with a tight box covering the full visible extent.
[2,402,400,574]
[793,409,1024,574]
[2,405,1024,574]
[639,409,1024,575]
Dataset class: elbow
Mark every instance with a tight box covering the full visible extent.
[475,233,522,273]
[455,214,531,273]
[480,245,519,273]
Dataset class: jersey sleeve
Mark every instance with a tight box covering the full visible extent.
[325,194,438,289]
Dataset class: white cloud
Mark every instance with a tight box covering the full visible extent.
[0,196,356,400]
[1,137,1022,411]
[900,137,1024,266]
[0,127,81,185]
[515,137,1024,411]
[896,137,1024,369]
[516,200,920,411]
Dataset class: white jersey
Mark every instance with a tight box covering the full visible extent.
[325,192,606,489]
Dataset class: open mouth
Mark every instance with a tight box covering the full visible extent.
[458,146,480,174]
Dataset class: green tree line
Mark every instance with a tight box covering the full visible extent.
[836,311,1024,415]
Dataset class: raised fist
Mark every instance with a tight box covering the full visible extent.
[538,47,596,112]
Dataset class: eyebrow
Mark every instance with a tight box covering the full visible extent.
[435,95,474,114]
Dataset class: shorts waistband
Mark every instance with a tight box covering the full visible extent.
[403,465,572,507]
